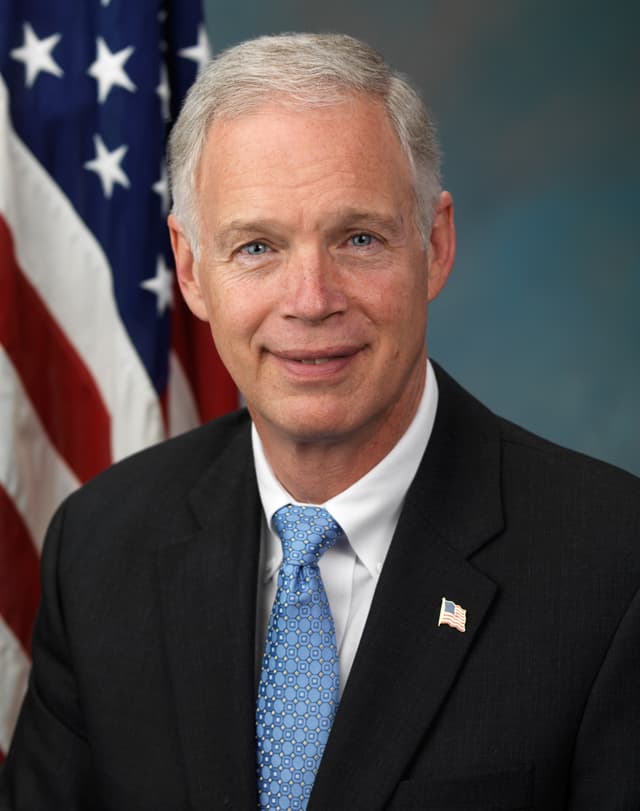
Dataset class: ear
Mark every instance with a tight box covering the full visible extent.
[168,214,209,321]
[426,191,456,303]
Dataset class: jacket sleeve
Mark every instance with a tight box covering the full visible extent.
[0,503,96,810]
[569,585,640,808]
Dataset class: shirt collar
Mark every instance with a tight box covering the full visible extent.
[252,359,439,581]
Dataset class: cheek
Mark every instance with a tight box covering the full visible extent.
[203,284,268,358]
[387,292,429,359]
[375,275,427,329]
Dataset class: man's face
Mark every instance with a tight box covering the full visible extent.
[173,96,452,455]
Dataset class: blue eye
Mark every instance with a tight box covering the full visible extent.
[350,233,374,247]
[243,241,269,255]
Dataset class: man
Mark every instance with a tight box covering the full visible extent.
[1,32,639,811]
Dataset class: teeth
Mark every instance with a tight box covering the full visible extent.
[299,358,331,365]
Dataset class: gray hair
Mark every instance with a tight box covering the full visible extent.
[168,32,442,255]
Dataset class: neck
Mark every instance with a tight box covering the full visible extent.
[260,436,390,504]
[253,377,425,504]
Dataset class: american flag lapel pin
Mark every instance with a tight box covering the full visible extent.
[438,597,467,633]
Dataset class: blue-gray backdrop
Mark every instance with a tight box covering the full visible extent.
[203,0,639,475]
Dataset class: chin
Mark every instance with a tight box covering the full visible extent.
[260,400,362,446]
[279,416,354,445]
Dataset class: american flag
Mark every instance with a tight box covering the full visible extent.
[0,0,237,758]
[438,598,467,633]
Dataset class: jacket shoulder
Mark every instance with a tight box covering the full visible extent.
[498,413,640,502]
[82,408,249,493]
[52,409,253,552]
[434,359,640,493]
[432,360,640,531]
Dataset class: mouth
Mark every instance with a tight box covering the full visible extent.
[274,347,361,362]
[298,357,340,365]
[269,347,364,376]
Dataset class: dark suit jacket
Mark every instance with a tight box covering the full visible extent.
[2,363,639,810]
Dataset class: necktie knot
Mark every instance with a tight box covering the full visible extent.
[272,504,343,567]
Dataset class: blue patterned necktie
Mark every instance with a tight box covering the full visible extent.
[256,504,344,810]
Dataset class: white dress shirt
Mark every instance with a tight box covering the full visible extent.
[252,360,439,693]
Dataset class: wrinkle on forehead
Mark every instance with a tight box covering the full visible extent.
[197,96,410,192]
[196,98,417,246]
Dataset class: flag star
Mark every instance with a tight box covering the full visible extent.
[10,22,64,88]
[87,37,136,104]
[156,63,171,121]
[141,256,174,315]
[153,163,170,215]
[84,134,130,198]
[178,24,211,75]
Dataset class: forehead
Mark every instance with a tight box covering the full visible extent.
[196,96,415,223]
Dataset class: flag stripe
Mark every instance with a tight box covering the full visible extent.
[167,350,200,438]
[0,615,31,754]
[0,216,112,481]
[0,75,164,461]
[0,486,40,653]
[0,345,79,548]
[171,296,238,422]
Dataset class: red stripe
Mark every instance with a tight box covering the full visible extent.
[171,290,237,422]
[159,386,170,436]
[0,486,40,654]
[441,618,465,630]
[0,215,111,482]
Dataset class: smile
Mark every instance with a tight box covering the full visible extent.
[269,347,365,377]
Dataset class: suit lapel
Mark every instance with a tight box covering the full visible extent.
[310,364,504,811]
[157,422,260,811]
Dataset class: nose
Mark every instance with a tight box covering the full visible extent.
[280,246,347,322]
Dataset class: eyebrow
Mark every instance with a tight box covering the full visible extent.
[216,219,285,242]
[326,208,405,238]
[215,208,405,249]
